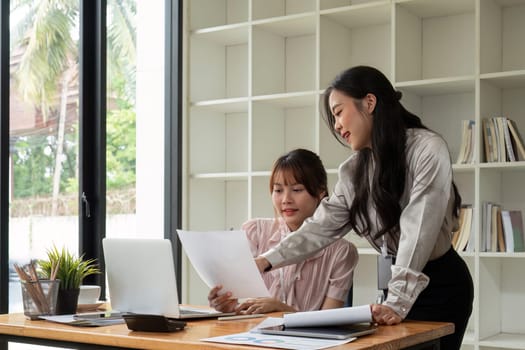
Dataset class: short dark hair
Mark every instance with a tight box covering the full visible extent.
[270,149,328,199]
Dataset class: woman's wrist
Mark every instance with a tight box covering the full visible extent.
[255,256,272,272]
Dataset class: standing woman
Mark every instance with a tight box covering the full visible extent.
[255,66,473,350]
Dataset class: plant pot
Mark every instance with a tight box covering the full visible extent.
[56,288,80,315]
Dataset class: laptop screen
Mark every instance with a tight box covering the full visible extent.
[102,238,181,317]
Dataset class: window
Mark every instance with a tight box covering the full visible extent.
[2,0,179,319]
[105,0,165,240]
[8,0,81,313]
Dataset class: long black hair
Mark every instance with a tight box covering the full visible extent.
[321,66,461,238]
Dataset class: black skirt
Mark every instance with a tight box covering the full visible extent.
[405,247,474,350]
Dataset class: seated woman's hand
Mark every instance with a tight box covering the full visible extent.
[236,297,296,314]
[208,285,238,313]
[371,304,402,325]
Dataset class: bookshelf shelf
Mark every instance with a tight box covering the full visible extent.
[191,24,250,45]
[479,252,525,259]
[320,2,391,28]
[452,164,476,172]
[479,333,525,348]
[478,162,525,170]
[253,13,317,36]
[458,252,475,259]
[395,0,475,18]
[480,71,525,89]
[251,91,318,107]
[190,172,251,180]
[252,0,316,20]
[395,76,476,96]
[192,99,249,112]
[184,1,525,349]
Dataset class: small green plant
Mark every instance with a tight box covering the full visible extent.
[38,246,100,290]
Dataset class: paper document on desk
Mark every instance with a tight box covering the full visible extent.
[284,305,372,327]
[40,314,125,327]
[176,230,270,298]
[203,324,354,350]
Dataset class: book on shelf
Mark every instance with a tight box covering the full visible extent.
[493,117,507,161]
[495,117,506,162]
[490,118,503,162]
[451,207,465,248]
[501,209,525,253]
[490,204,501,253]
[481,202,492,252]
[506,119,525,161]
[455,120,475,164]
[483,118,498,162]
[510,210,525,252]
[481,202,519,253]
[501,210,514,252]
[496,206,506,253]
[451,211,460,249]
[483,117,525,162]
[502,118,516,161]
[464,224,475,253]
[452,205,472,252]
[482,119,494,162]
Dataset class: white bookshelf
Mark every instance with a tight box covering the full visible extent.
[183,1,525,349]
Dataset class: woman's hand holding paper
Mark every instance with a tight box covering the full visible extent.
[208,285,238,313]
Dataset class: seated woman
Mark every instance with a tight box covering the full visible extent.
[208,149,358,314]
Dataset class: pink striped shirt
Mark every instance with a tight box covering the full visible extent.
[243,218,357,311]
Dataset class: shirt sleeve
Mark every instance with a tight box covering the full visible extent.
[325,242,358,301]
[262,164,355,269]
[384,135,453,318]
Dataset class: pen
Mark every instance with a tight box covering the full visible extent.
[218,314,265,321]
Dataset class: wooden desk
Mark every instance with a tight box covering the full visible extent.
[0,313,453,350]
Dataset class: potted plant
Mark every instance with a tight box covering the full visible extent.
[38,245,100,314]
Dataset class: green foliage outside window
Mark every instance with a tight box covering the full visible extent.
[10,0,137,204]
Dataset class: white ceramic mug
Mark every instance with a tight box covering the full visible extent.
[78,285,101,304]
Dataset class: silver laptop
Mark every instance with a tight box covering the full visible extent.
[102,238,233,319]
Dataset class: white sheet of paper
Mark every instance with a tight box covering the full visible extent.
[251,317,285,332]
[176,230,270,298]
[202,331,354,350]
[283,305,372,328]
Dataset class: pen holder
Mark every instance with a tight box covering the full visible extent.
[21,279,60,320]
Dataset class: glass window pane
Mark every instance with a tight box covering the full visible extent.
[105,0,165,239]
[9,0,80,313]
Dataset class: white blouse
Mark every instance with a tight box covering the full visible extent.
[262,128,458,318]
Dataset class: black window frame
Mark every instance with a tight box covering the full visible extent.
[165,0,183,296]
[78,0,107,289]
[0,0,10,314]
